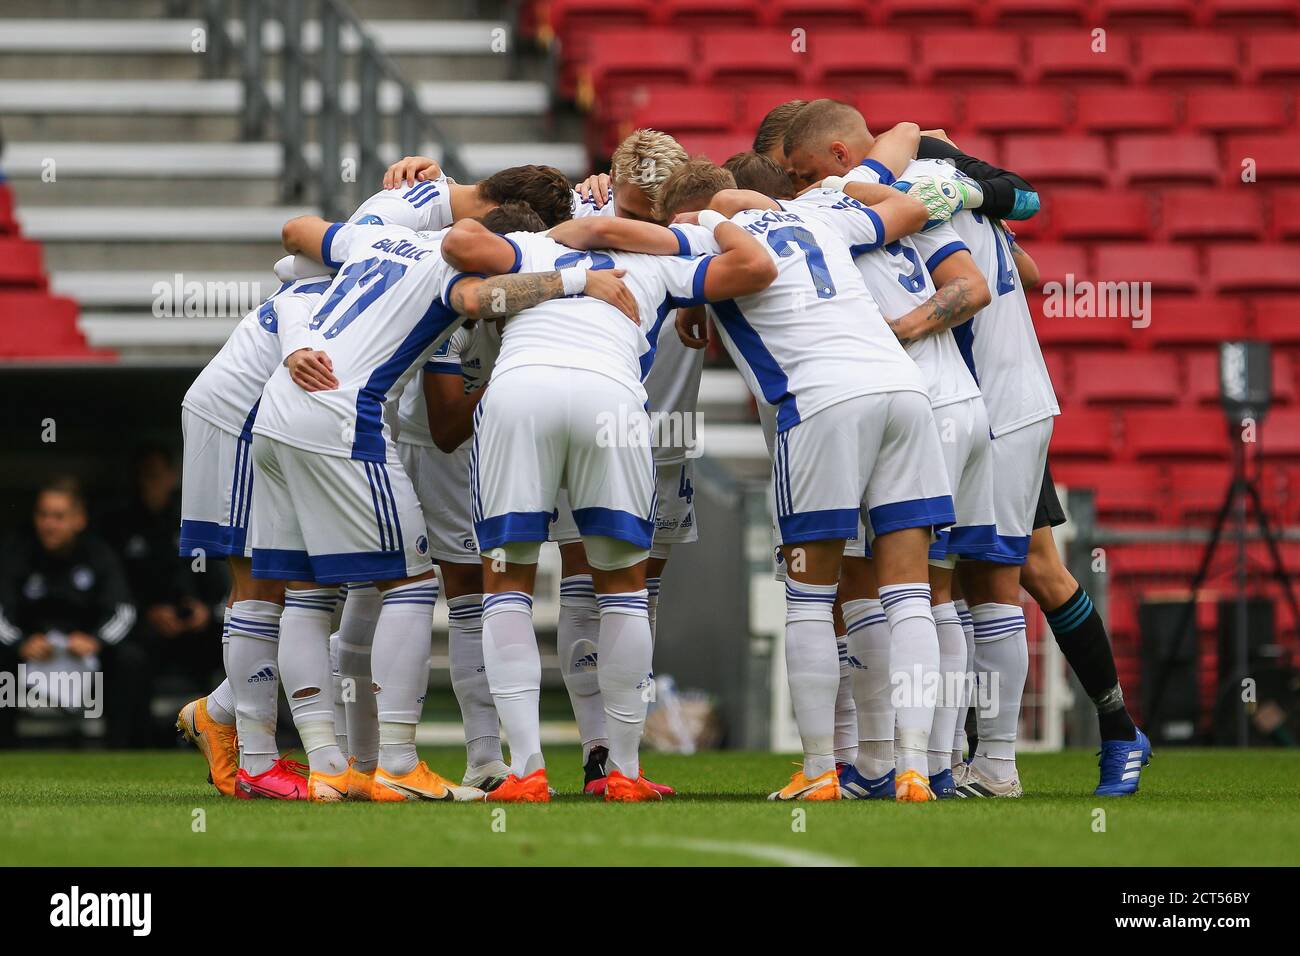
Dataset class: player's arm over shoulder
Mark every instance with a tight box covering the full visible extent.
[281,216,338,263]
[440,218,520,275]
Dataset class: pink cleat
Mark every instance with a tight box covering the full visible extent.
[234,758,310,800]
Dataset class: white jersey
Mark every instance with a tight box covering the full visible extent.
[838,160,982,411]
[908,160,1058,436]
[181,179,456,439]
[396,320,499,448]
[490,232,715,404]
[254,223,467,462]
[676,191,927,433]
[181,276,332,438]
[570,191,704,464]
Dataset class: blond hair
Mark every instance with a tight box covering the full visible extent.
[610,128,689,213]
[658,158,737,218]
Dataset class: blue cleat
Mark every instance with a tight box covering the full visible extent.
[838,764,896,799]
[1094,727,1152,797]
[929,767,957,799]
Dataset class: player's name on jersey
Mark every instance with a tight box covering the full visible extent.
[151,273,267,317]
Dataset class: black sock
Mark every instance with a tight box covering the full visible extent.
[1044,586,1137,742]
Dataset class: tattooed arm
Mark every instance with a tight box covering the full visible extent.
[447,268,638,323]
[886,249,991,346]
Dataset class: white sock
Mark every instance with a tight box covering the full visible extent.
[834,634,857,765]
[329,633,348,753]
[844,598,893,779]
[206,679,236,726]
[953,597,975,765]
[371,579,438,776]
[481,591,544,775]
[645,575,661,645]
[556,575,607,759]
[227,599,282,776]
[595,590,653,780]
[880,583,939,780]
[448,592,503,767]
[929,601,966,776]
[784,579,840,779]
[971,602,1027,781]
[336,583,380,772]
[280,587,346,775]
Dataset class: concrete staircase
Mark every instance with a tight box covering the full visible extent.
[1,0,586,362]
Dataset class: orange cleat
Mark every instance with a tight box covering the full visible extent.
[371,761,486,802]
[176,697,240,797]
[767,767,841,801]
[346,763,375,801]
[487,769,551,803]
[308,767,351,803]
[604,769,663,802]
[895,769,937,803]
[234,758,309,800]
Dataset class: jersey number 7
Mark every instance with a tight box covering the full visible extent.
[310,257,410,339]
[766,226,836,300]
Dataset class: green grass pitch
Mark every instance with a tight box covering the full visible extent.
[2,748,1298,866]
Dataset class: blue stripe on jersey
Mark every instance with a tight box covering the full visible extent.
[848,206,886,257]
[257,299,278,334]
[669,227,691,257]
[351,300,461,462]
[859,158,895,186]
[923,240,968,274]
[502,235,523,274]
[951,318,979,385]
[710,298,800,431]
[322,222,345,270]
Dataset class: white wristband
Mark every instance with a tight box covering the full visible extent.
[560,266,587,296]
[697,209,727,233]
[820,175,848,192]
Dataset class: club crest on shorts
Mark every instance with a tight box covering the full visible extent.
[415,534,429,555]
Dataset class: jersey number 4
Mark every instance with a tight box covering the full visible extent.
[310,257,410,339]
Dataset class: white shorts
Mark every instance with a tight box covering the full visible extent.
[773,390,954,546]
[179,408,254,559]
[397,439,479,565]
[978,416,1054,565]
[549,459,698,559]
[844,396,996,563]
[249,434,434,584]
[472,366,655,552]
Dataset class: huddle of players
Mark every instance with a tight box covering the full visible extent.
[175,93,1150,804]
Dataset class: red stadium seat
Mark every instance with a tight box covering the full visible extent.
[1024,241,1091,286]
[1114,135,1220,187]
[804,32,916,86]
[658,0,762,29]
[1124,409,1230,459]
[1270,189,1300,241]
[737,85,833,134]
[1169,464,1233,522]
[943,133,999,166]
[879,0,981,27]
[1185,351,1298,406]
[1053,462,1168,522]
[0,238,46,289]
[1074,352,1181,405]
[854,89,960,134]
[1207,245,1300,294]
[1259,409,1300,458]
[576,29,695,95]
[1049,409,1120,458]
[917,32,1024,85]
[0,186,14,234]
[1050,189,1154,240]
[1042,349,1070,398]
[696,31,807,85]
[1160,189,1266,241]
[963,90,1068,133]
[1095,244,1201,294]
[0,293,92,358]
[1097,0,1197,27]
[1136,33,1242,85]
[1003,135,1109,187]
[537,0,656,40]
[673,131,753,163]
[1027,31,1134,84]
[1253,296,1300,345]
[1145,297,1248,347]
[1074,90,1178,134]
[1224,135,1300,184]
[983,0,1089,28]
[1185,89,1289,135]
[765,0,872,29]
[1203,0,1300,28]
[1245,34,1300,84]
[622,86,738,137]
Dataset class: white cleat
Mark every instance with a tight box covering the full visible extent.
[463,759,512,793]
[955,761,1023,798]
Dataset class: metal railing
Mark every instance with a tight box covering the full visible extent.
[196,0,472,220]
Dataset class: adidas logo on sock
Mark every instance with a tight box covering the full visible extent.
[247,666,276,683]
[574,653,598,669]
